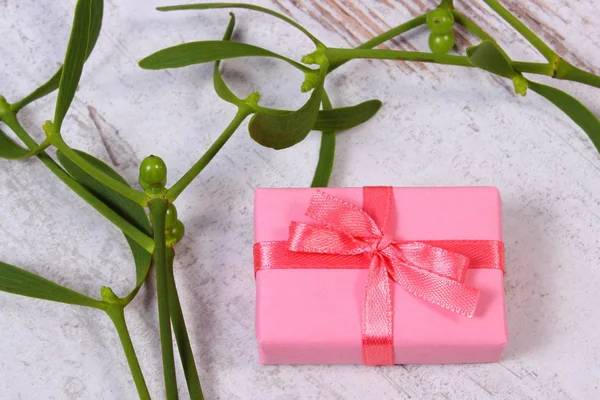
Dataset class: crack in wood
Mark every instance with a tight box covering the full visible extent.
[88,105,120,167]
[87,105,140,176]
[497,361,524,379]
[468,376,495,396]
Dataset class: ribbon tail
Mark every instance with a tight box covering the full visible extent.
[362,256,394,366]
[389,262,480,318]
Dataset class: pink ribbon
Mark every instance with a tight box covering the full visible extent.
[254,187,504,366]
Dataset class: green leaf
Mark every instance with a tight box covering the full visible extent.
[312,100,382,132]
[13,70,63,113]
[54,0,104,130]
[0,261,105,308]
[311,92,335,188]
[157,2,321,45]
[0,127,30,159]
[528,80,600,153]
[466,40,517,79]
[56,150,152,285]
[249,66,327,150]
[213,13,243,106]
[139,40,308,72]
[13,0,103,112]
[311,131,335,187]
[254,100,382,131]
[0,128,51,160]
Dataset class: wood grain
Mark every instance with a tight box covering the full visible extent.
[269,0,598,75]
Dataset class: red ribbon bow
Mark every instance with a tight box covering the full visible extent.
[254,187,504,365]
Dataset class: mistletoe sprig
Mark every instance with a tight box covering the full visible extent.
[139,1,600,159]
[0,0,599,399]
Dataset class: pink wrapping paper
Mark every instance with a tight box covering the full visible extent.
[254,187,507,365]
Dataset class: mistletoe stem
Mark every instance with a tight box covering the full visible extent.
[167,106,252,201]
[555,59,600,88]
[481,0,557,62]
[167,247,204,399]
[52,135,148,206]
[106,305,151,400]
[329,15,427,71]
[149,199,179,400]
[0,113,154,252]
[452,10,492,41]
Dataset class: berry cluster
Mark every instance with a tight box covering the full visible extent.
[427,8,455,54]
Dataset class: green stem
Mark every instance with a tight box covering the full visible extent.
[52,136,149,206]
[10,68,63,113]
[482,0,557,62]
[157,3,323,46]
[330,10,598,88]
[329,15,427,71]
[555,59,600,88]
[123,270,152,306]
[453,8,600,88]
[122,285,143,307]
[356,15,427,51]
[452,10,493,41]
[326,47,473,67]
[1,112,44,150]
[326,47,559,77]
[310,91,335,188]
[440,0,454,8]
[167,106,252,201]
[513,61,554,76]
[18,137,52,158]
[166,247,204,400]
[1,113,154,253]
[106,305,151,400]
[149,199,178,400]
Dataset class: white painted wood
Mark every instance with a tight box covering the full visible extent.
[1,0,599,398]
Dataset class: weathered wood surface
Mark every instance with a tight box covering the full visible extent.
[0,0,599,398]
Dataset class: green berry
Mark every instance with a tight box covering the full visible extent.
[426,8,454,35]
[169,220,185,244]
[429,33,455,54]
[150,203,177,228]
[139,155,167,190]
[165,204,178,230]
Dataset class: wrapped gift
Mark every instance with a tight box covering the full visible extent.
[254,187,507,365]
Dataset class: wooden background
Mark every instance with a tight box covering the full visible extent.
[1,0,599,399]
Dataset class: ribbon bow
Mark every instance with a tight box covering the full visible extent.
[254,187,504,365]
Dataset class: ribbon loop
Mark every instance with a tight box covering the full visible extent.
[306,190,382,238]
[288,221,372,255]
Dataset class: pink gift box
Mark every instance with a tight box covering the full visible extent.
[254,187,507,365]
